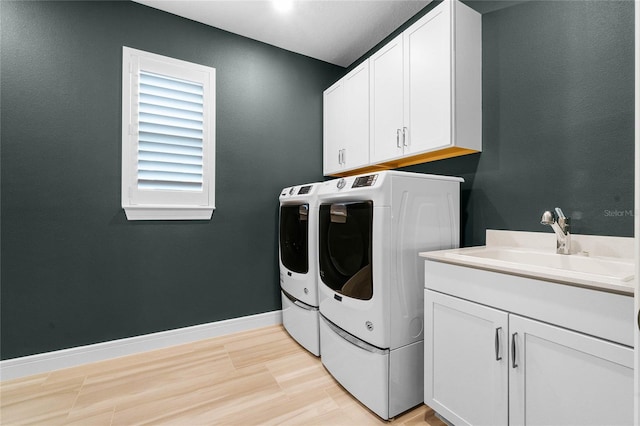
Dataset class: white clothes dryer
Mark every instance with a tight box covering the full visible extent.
[316,170,463,419]
[279,182,321,356]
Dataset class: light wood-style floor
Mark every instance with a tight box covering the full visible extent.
[0,325,446,425]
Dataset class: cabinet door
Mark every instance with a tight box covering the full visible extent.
[509,315,634,426]
[403,0,452,155]
[323,81,345,175]
[370,34,404,163]
[343,60,370,171]
[425,290,509,426]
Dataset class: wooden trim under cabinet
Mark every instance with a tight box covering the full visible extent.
[327,147,479,177]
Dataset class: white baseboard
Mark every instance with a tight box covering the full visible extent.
[0,310,282,381]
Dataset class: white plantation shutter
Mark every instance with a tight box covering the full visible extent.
[138,71,204,192]
[122,47,215,220]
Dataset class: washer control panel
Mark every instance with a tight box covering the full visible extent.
[352,174,378,188]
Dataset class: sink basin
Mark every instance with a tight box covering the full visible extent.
[451,248,635,282]
[421,230,636,294]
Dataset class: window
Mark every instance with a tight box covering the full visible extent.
[121,47,215,220]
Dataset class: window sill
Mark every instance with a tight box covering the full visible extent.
[123,206,215,221]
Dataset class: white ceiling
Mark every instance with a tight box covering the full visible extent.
[132,0,432,67]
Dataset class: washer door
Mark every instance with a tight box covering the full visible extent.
[279,204,309,274]
[319,201,373,300]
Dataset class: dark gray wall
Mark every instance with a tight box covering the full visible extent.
[403,0,635,246]
[1,1,343,359]
[1,0,634,360]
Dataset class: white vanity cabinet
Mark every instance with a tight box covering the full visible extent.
[425,290,509,426]
[509,314,633,426]
[423,261,634,426]
[322,60,370,176]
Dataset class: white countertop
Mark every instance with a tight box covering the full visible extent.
[420,230,636,295]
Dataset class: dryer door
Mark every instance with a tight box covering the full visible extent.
[319,201,373,300]
[279,204,309,274]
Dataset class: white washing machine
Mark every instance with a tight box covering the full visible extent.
[279,182,321,356]
[316,170,462,419]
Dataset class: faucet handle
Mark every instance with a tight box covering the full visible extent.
[555,207,566,219]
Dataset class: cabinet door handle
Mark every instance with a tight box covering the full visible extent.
[342,149,346,165]
[511,332,518,368]
[396,129,402,148]
[402,127,408,147]
[495,327,502,361]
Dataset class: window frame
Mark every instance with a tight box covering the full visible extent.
[121,46,216,220]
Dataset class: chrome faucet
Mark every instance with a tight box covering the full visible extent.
[540,207,571,254]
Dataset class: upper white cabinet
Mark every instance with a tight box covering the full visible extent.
[323,79,344,175]
[323,60,370,176]
[324,0,481,177]
[370,34,405,163]
[371,0,481,164]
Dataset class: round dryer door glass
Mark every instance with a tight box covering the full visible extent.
[279,204,309,274]
[319,201,373,300]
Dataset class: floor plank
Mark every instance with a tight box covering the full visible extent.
[0,325,446,425]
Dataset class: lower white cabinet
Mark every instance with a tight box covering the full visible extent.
[425,290,634,426]
[425,291,508,426]
[509,314,634,426]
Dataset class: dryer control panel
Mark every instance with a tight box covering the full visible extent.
[298,185,313,195]
[281,184,315,197]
